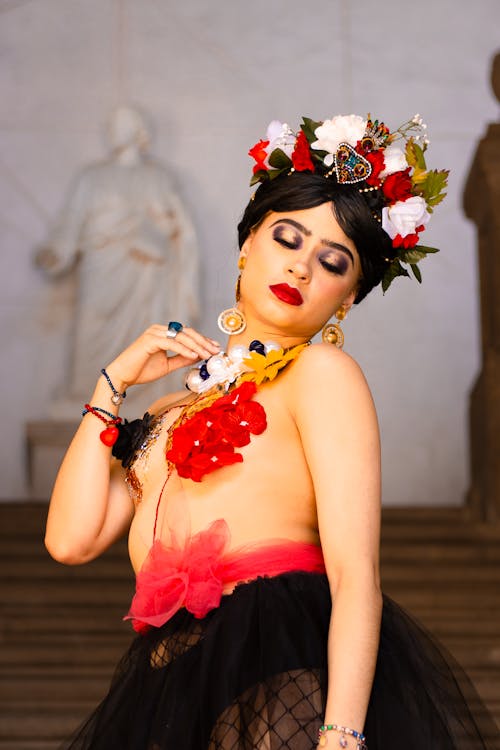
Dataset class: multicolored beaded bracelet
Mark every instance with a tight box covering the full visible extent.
[83,403,122,447]
[318,724,367,750]
[100,367,127,405]
[81,405,117,420]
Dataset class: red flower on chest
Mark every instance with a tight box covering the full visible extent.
[166,382,267,482]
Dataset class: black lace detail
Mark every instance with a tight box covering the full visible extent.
[112,412,154,468]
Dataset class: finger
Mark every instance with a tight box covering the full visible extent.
[181,327,221,352]
[154,333,220,364]
[171,332,219,359]
[152,325,221,356]
[142,329,193,357]
[156,330,219,360]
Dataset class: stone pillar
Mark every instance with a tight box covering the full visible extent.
[463,51,500,523]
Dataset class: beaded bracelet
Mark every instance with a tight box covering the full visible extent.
[318,724,367,750]
[100,367,127,405]
[83,403,122,447]
[82,405,117,420]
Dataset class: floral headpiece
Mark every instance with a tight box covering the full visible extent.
[248,114,449,292]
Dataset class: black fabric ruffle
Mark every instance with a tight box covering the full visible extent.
[60,572,499,750]
[111,413,153,469]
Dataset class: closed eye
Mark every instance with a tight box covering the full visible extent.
[275,236,300,250]
[321,259,346,275]
[272,225,302,250]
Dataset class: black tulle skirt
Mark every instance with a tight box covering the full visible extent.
[61,572,499,749]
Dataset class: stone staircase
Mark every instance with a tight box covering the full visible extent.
[0,503,499,748]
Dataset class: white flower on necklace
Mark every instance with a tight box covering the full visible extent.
[311,115,367,167]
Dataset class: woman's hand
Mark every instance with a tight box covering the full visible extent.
[104,324,221,390]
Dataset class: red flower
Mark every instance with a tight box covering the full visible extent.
[126,521,230,631]
[166,381,267,482]
[248,139,269,175]
[176,445,243,483]
[167,412,213,464]
[392,222,426,250]
[364,150,385,187]
[382,168,413,203]
[217,399,267,446]
[292,130,314,172]
[392,233,419,249]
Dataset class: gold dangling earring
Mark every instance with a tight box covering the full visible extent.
[217,256,247,335]
[322,306,346,348]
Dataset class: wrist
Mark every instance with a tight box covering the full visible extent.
[100,366,128,404]
[318,724,367,750]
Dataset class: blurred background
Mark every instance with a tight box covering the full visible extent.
[1,0,498,507]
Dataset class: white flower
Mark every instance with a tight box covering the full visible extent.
[311,115,367,167]
[265,120,296,163]
[381,196,430,239]
[379,144,408,178]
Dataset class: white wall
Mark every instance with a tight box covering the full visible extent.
[0,0,498,503]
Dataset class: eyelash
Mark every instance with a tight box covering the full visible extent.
[274,234,344,275]
[320,260,342,275]
[275,236,299,250]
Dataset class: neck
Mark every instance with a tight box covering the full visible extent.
[112,144,143,166]
[225,326,310,354]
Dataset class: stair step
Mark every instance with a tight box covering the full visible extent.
[0,708,88,740]
[0,744,58,750]
[1,502,499,744]
[1,580,133,605]
[4,558,133,579]
[0,642,128,667]
[0,675,110,702]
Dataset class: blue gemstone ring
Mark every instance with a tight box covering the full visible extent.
[166,321,183,339]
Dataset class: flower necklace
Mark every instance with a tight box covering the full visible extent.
[165,339,308,482]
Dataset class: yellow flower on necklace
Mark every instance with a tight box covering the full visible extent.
[238,342,309,386]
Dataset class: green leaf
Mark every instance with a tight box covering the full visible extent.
[416,245,440,254]
[410,263,422,283]
[381,259,410,293]
[399,248,427,264]
[268,148,292,170]
[301,117,322,143]
[420,169,449,209]
[249,170,268,186]
[405,139,427,170]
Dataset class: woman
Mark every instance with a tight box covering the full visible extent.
[45,114,498,749]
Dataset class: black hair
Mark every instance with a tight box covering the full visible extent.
[237,172,393,303]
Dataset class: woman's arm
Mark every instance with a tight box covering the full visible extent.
[45,325,221,564]
[292,344,382,744]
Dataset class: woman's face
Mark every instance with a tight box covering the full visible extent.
[238,202,362,342]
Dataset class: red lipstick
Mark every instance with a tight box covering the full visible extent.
[269,283,303,306]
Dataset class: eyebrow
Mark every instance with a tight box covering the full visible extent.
[270,218,355,265]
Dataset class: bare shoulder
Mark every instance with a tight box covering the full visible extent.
[291,342,369,391]
[286,342,376,422]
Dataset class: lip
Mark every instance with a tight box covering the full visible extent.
[269,283,304,306]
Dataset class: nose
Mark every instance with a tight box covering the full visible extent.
[287,258,311,282]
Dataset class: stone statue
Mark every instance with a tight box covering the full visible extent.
[463,51,500,522]
[36,106,200,416]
